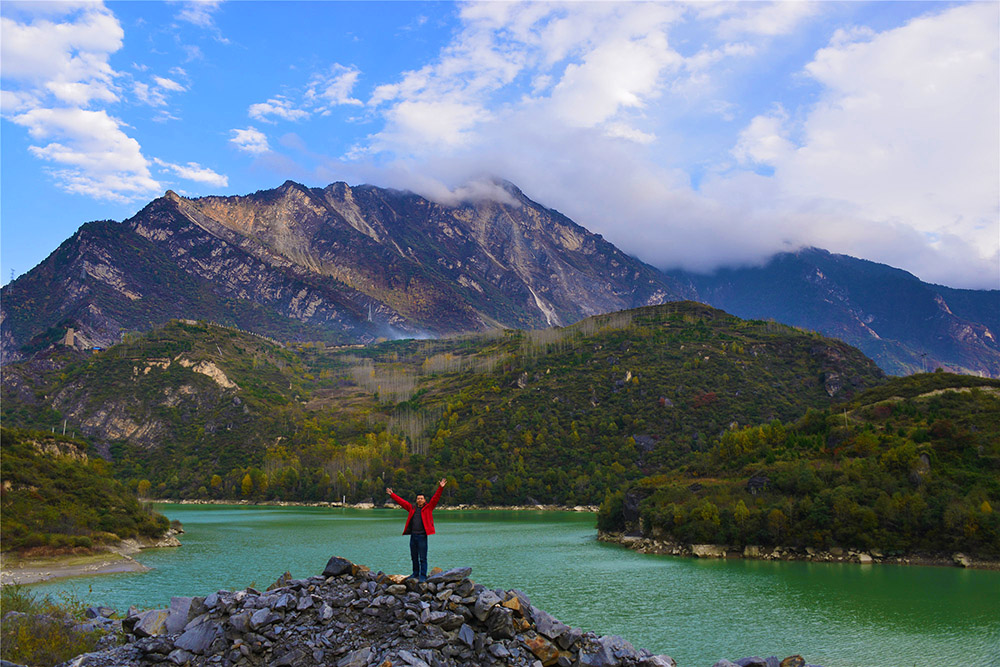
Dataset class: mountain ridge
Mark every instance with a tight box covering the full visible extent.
[1,179,996,377]
[670,247,999,376]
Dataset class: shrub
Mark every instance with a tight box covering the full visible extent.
[0,586,108,667]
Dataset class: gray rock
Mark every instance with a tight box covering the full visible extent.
[132,609,170,637]
[458,623,475,648]
[577,641,617,667]
[272,592,295,610]
[174,620,220,654]
[165,596,193,634]
[765,658,780,667]
[229,610,251,633]
[202,592,219,610]
[249,607,278,630]
[84,606,115,619]
[166,648,195,665]
[337,646,371,667]
[601,635,638,660]
[638,656,676,667]
[557,626,583,650]
[426,567,472,583]
[296,594,314,610]
[534,607,569,639]
[485,605,516,639]
[737,659,768,667]
[272,648,306,666]
[319,603,334,621]
[323,556,354,577]
[398,649,431,667]
[474,589,502,621]
[489,644,511,658]
[712,661,740,667]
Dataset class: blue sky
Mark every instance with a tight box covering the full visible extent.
[2,1,997,289]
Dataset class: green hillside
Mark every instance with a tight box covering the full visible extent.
[0,428,170,553]
[598,373,1000,557]
[1,302,884,507]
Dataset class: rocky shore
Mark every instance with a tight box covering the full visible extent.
[33,558,821,667]
[599,532,1000,570]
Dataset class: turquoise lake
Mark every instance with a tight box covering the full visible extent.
[26,504,1000,666]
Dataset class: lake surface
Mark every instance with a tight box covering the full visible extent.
[27,504,1000,666]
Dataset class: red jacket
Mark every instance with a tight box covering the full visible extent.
[389,485,443,535]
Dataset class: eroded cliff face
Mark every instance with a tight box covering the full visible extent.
[0,180,681,362]
[166,180,678,331]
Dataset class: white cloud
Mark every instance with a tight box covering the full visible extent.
[724,2,999,286]
[12,107,160,201]
[134,81,164,106]
[134,75,187,107]
[306,64,363,109]
[153,158,227,187]
[708,2,822,39]
[248,96,310,123]
[153,76,185,92]
[230,126,270,154]
[177,1,223,29]
[0,3,123,107]
[0,3,165,201]
[732,106,793,165]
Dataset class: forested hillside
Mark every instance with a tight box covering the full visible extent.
[0,428,170,553]
[598,373,1000,557]
[1,302,883,507]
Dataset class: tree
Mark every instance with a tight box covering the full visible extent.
[241,473,253,497]
[137,479,151,498]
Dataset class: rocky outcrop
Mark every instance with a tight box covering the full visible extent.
[53,558,825,667]
[60,558,682,667]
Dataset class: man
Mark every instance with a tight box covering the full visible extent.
[386,479,447,582]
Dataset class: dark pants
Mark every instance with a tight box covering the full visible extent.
[409,533,428,580]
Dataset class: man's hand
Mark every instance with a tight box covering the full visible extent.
[386,487,393,495]
[439,478,447,488]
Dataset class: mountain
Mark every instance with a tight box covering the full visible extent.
[2,181,996,378]
[0,303,886,506]
[670,248,1000,377]
[0,180,680,362]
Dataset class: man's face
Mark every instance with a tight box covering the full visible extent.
[416,495,426,507]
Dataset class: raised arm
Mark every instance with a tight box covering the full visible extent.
[387,488,412,511]
[426,478,446,510]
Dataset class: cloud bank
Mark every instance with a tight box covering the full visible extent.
[308,2,997,289]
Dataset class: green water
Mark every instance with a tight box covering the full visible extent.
[27,504,1000,666]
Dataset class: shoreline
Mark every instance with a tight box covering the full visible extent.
[155,497,600,512]
[599,531,1000,570]
[1,551,150,586]
[0,529,183,586]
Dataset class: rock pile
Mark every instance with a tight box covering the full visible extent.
[54,557,821,667]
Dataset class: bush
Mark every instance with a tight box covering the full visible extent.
[0,586,108,667]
